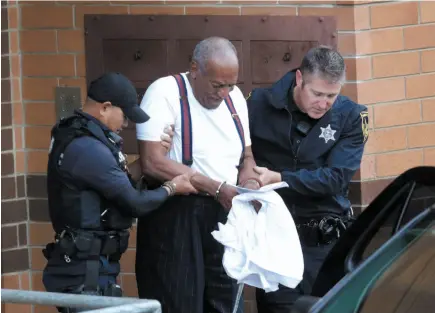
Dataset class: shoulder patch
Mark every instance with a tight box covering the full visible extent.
[360,111,369,144]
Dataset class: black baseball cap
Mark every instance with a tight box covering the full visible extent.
[87,72,150,124]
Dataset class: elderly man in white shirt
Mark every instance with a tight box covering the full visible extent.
[135,37,261,313]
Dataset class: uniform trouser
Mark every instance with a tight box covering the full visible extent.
[256,243,335,313]
[135,195,242,313]
[43,253,120,313]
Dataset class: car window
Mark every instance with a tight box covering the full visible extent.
[315,209,435,313]
[361,184,435,261]
[358,222,435,313]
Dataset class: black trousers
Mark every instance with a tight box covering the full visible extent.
[256,243,334,313]
[135,195,242,313]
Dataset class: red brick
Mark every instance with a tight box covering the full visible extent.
[120,249,135,273]
[9,31,18,54]
[424,148,435,166]
[370,1,418,29]
[34,305,59,313]
[28,223,54,246]
[31,247,46,271]
[22,78,57,101]
[75,54,86,77]
[31,271,45,291]
[360,154,376,180]
[13,103,23,125]
[420,1,435,23]
[372,52,420,79]
[404,24,435,50]
[374,100,421,128]
[25,102,56,126]
[7,6,18,29]
[421,49,435,73]
[129,6,184,15]
[297,6,369,31]
[2,274,20,289]
[242,6,297,16]
[3,303,31,313]
[406,73,435,99]
[185,6,240,15]
[22,54,75,77]
[167,0,220,3]
[337,33,356,56]
[376,150,423,178]
[364,127,407,154]
[344,57,372,81]
[356,77,405,105]
[25,126,52,149]
[9,55,19,79]
[20,30,56,52]
[422,98,435,122]
[120,273,138,298]
[25,154,43,174]
[57,30,85,52]
[358,28,404,55]
[21,5,73,29]
[408,124,435,148]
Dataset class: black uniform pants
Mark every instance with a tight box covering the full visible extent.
[135,195,242,313]
[256,242,334,313]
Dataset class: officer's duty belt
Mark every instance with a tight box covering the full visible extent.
[51,228,130,261]
[43,228,130,293]
[296,216,351,246]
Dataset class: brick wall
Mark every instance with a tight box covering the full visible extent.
[1,1,32,313]
[1,1,434,313]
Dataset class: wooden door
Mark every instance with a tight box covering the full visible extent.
[85,15,337,154]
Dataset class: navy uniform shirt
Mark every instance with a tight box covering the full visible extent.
[53,111,169,221]
[247,70,369,220]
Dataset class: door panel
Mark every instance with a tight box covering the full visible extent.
[85,15,337,154]
[251,41,317,84]
[102,39,168,81]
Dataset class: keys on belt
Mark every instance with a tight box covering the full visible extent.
[296,216,348,246]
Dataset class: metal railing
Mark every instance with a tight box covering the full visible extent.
[1,289,161,313]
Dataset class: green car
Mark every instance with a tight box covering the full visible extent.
[293,166,435,313]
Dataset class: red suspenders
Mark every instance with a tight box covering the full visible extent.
[172,74,245,167]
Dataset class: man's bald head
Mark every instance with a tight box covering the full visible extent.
[189,37,240,110]
[192,37,239,73]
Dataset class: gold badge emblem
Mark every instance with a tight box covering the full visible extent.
[245,91,252,101]
[360,111,369,144]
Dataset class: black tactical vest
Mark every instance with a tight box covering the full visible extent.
[47,111,134,234]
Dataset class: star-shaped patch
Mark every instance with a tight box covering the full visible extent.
[319,124,336,143]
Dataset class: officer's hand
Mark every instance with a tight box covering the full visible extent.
[171,172,198,195]
[217,184,239,212]
[160,124,174,152]
[253,166,282,186]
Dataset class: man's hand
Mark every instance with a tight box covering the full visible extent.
[170,171,198,195]
[217,184,239,211]
[253,166,282,186]
[160,124,174,152]
[241,179,262,213]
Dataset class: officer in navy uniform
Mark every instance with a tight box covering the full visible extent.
[42,72,196,313]
[247,46,370,313]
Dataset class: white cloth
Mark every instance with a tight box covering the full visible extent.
[136,72,251,185]
[211,182,304,293]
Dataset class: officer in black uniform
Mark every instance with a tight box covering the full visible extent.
[42,72,196,313]
[247,46,369,313]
